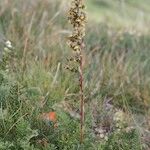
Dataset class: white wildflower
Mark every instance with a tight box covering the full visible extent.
[5,40,12,49]
[5,69,9,72]
[4,47,11,53]
[104,136,108,141]
[100,133,105,138]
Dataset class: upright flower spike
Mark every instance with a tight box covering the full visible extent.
[67,0,86,54]
[67,0,87,143]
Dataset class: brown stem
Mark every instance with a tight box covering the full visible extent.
[79,52,84,144]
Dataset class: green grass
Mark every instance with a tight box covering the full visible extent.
[87,0,150,32]
[0,0,149,149]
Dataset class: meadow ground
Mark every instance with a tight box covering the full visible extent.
[0,0,150,149]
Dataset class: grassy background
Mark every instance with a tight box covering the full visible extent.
[0,0,150,149]
[87,0,150,32]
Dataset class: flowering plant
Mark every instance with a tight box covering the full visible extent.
[67,0,87,143]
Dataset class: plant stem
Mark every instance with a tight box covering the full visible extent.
[79,52,84,144]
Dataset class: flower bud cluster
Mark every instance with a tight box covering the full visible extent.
[66,0,87,72]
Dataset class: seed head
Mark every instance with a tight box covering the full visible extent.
[67,0,87,55]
